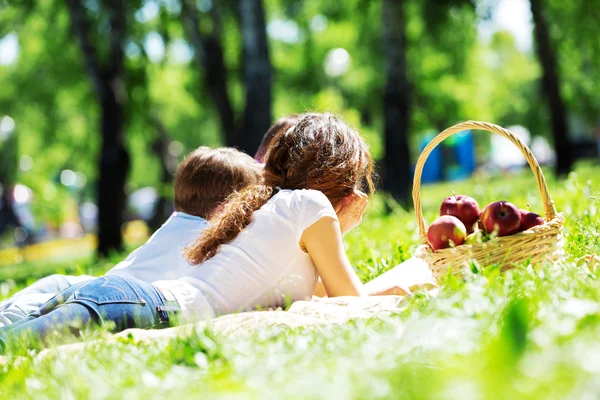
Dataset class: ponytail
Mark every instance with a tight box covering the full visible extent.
[184,184,275,265]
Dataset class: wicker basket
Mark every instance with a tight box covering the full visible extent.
[412,121,565,278]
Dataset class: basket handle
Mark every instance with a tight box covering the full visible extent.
[412,120,557,244]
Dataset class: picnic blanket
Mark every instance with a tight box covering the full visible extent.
[25,259,436,359]
[108,258,434,343]
[20,295,409,361]
[113,295,409,343]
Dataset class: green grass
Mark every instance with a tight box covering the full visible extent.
[1,162,599,399]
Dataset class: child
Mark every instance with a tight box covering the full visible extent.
[254,114,300,163]
[0,113,410,351]
[0,147,261,327]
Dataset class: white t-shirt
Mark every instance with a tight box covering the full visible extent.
[154,189,338,322]
[106,212,208,282]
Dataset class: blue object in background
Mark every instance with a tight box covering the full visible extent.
[456,130,475,173]
[414,130,476,184]
[445,130,475,181]
[418,133,443,183]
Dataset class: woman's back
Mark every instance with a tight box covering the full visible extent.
[181,189,337,314]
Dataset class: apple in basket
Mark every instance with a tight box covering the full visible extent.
[440,193,480,233]
[480,201,521,237]
[518,209,545,232]
[427,215,467,250]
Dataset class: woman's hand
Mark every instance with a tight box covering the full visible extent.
[335,190,368,235]
[368,286,410,296]
[363,258,437,296]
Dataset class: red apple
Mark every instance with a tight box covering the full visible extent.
[427,215,467,250]
[518,209,545,232]
[440,194,480,233]
[480,201,521,237]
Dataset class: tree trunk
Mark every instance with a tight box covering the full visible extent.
[181,0,238,147]
[0,129,19,237]
[148,116,177,232]
[66,0,129,256]
[0,192,19,237]
[530,0,573,176]
[96,84,129,256]
[239,0,272,154]
[382,0,412,206]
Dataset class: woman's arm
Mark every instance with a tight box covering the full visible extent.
[313,279,328,297]
[312,266,427,298]
[303,191,425,298]
[303,221,418,298]
[301,216,366,297]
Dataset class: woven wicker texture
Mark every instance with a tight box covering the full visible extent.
[412,121,564,278]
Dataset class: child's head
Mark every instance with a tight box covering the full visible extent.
[174,147,262,219]
[185,113,374,264]
[254,114,300,163]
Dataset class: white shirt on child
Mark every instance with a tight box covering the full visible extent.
[0,211,209,327]
[106,211,208,282]
[153,189,338,322]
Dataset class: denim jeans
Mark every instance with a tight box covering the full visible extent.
[0,276,179,352]
[0,274,95,327]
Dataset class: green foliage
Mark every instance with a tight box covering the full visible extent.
[2,0,596,229]
[545,0,600,127]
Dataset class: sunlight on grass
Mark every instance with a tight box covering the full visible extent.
[0,162,599,399]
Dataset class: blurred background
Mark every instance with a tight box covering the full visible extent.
[0,0,598,262]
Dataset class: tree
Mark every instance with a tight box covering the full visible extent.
[181,0,272,154]
[239,0,273,153]
[147,115,178,231]
[542,0,600,130]
[382,0,412,206]
[0,123,19,238]
[530,0,573,176]
[180,0,239,147]
[65,0,130,255]
[412,0,478,132]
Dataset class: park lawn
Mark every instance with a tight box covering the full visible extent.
[1,162,599,399]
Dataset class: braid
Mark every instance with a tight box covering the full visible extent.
[184,184,275,265]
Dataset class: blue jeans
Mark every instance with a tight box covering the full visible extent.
[0,276,179,352]
[0,274,95,327]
